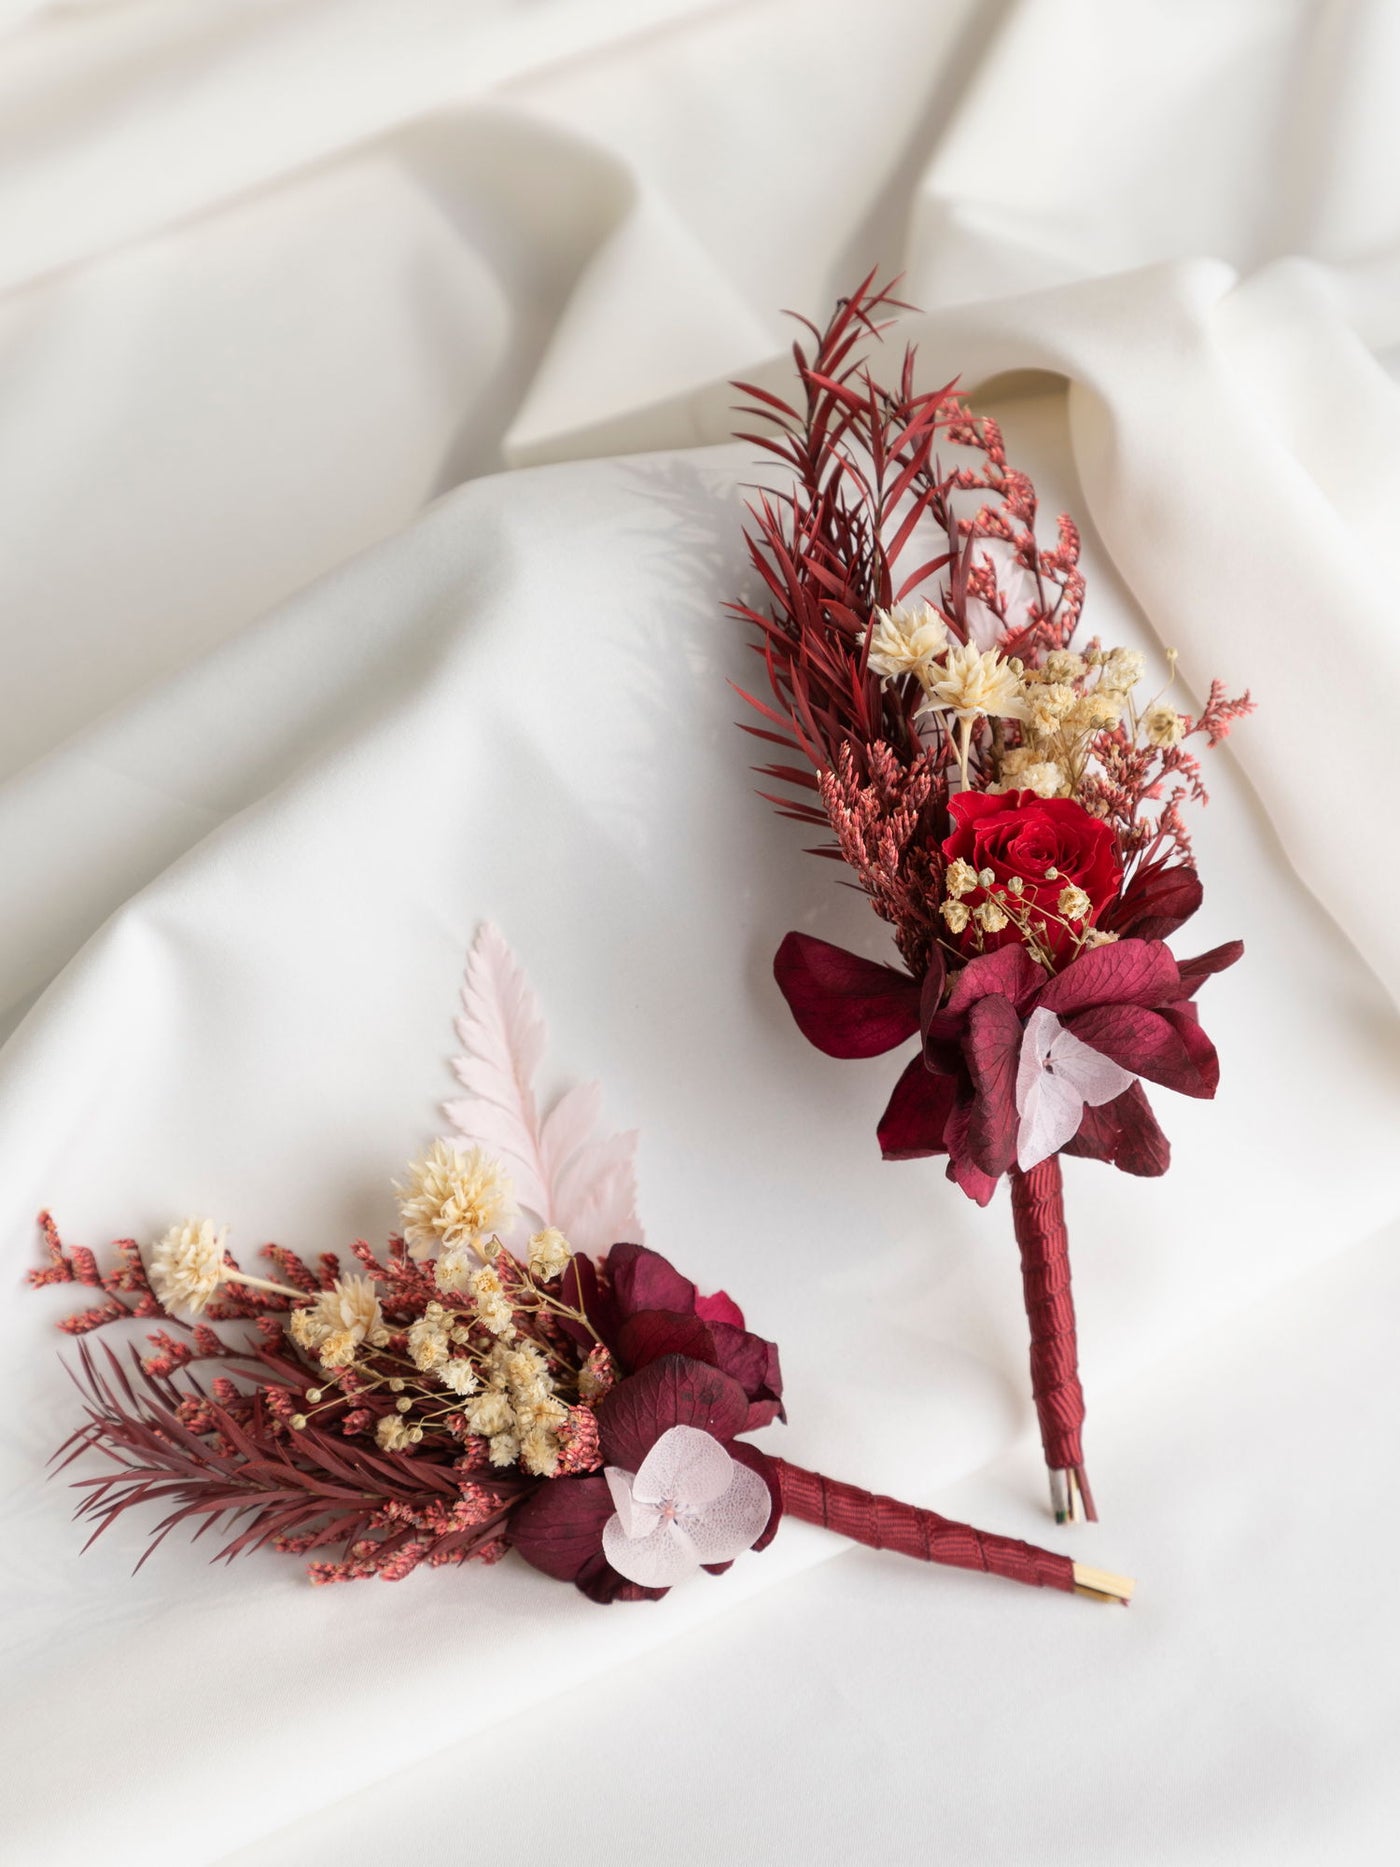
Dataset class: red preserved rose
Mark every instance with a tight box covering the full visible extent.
[942,791,1122,961]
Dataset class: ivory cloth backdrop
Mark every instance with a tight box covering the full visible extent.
[2,3,1399,1862]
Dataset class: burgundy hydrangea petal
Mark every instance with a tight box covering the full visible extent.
[1062,1083,1170,1176]
[963,993,1023,1179]
[773,932,922,1058]
[616,1309,715,1377]
[944,1099,1000,1206]
[510,1472,615,1583]
[1155,1004,1222,1095]
[728,1442,784,1552]
[934,944,1042,1028]
[1111,1083,1173,1175]
[1171,939,1245,999]
[706,1321,785,1427]
[596,1354,751,1472]
[1101,859,1203,940]
[1034,938,1180,1018]
[1064,1002,1218,1097]
[606,1243,698,1321]
[877,1055,960,1160]
[694,1288,746,1329]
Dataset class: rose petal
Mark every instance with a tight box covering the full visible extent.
[773,932,921,1058]
[596,1355,750,1472]
[877,1055,959,1159]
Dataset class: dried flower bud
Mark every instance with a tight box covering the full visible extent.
[290,1414,308,1431]
[974,900,1009,933]
[396,1396,413,1413]
[1142,700,1187,747]
[527,1227,572,1283]
[304,1388,322,1404]
[941,900,971,934]
[1057,884,1092,922]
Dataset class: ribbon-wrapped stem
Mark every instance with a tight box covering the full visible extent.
[772,1460,1130,1602]
[1009,1155,1096,1524]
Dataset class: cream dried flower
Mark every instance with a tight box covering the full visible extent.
[407,1313,450,1372]
[1013,760,1064,799]
[975,900,1009,934]
[919,643,1028,726]
[1025,682,1077,737]
[941,899,971,933]
[864,600,949,683]
[944,857,980,900]
[488,1431,521,1468]
[527,1227,572,1283]
[467,1390,514,1437]
[396,1139,516,1263]
[1070,692,1121,732]
[148,1219,228,1316]
[435,1246,474,1294]
[1057,884,1093,923]
[1043,650,1087,683]
[437,1359,480,1397]
[520,1427,561,1478]
[1098,647,1146,694]
[1142,700,1187,747]
[291,1274,390,1370]
[1082,928,1120,948]
[468,1265,515,1337]
[376,1414,413,1452]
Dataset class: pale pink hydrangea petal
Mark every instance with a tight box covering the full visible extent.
[604,1465,659,1540]
[630,1422,734,1510]
[601,1425,774,1589]
[1016,1006,1135,1171]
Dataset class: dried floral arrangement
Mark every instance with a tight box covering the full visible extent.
[32,927,1131,1606]
[730,276,1251,1523]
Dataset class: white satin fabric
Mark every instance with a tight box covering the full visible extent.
[1,4,1398,1863]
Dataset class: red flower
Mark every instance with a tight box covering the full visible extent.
[942,791,1122,960]
[562,1243,784,1432]
[774,910,1242,1206]
[509,1354,782,1603]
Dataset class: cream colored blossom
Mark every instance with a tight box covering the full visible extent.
[519,1427,561,1478]
[468,1265,515,1337]
[488,1431,521,1468]
[376,1414,412,1451]
[437,1358,480,1397]
[435,1246,474,1294]
[1057,884,1093,923]
[467,1390,514,1437]
[1082,928,1120,948]
[396,1139,515,1263]
[941,899,971,934]
[1025,682,1077,737]
[1142,700,1187,747]
[1098,647,1146,694]
[975,900,1009,934]
[1014,760,1064,799]
[864,600,949,683]
[148,1219,228,1316]
[919,643,1028,726]
[527,1227,572,1282]
[944,857,980,900]
[407,1313,450,1372]
[1070,692,1121,732]
[291,1274,390,1370]
[1043,650,1087,683]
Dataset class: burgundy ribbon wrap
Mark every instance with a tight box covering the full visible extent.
[1009,1157,1096,1518]
[773,1459,1075,1594]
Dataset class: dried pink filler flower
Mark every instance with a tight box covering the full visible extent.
[729,276,1253,1522]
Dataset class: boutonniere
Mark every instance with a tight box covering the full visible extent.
[730,276,1251,1522]
[32,927,1130,1607]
